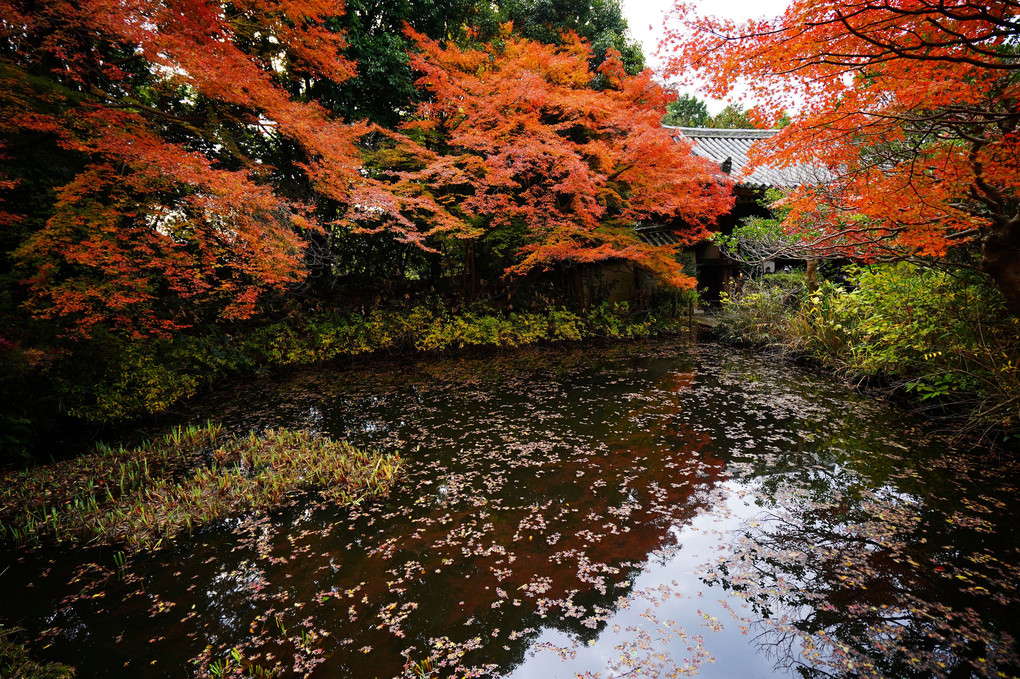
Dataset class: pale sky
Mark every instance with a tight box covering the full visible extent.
[619,0,792,113]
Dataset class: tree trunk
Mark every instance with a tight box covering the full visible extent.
[981,220,1020,318]
[805,259,819,293]
[428,249,443,290]
[576,266,586,311]
[462,241,475,299]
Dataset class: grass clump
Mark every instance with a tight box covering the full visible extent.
[0,626,75,679]
[0,423,402,552]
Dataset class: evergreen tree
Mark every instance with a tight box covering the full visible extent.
[662,93,710,126]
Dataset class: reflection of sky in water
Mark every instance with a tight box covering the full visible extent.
[511,480,790,678]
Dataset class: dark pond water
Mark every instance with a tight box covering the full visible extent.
[2,337,1019,678]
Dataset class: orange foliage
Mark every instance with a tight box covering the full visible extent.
[396,26,732,288]
[662,0,1020,312]
[0,0,390,337]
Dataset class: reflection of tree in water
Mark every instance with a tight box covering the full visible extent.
[704,446,1020,679]
[341,368,728,678]
[0,354,729,679]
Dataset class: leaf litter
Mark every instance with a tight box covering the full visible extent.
[2,338,1017,679]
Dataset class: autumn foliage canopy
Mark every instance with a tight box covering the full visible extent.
[389,26,730,288]
[662,0,1020,313]
[0,1,730,341]
[0,0,386,337]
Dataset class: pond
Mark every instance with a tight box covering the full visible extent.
[2,337,1018,678]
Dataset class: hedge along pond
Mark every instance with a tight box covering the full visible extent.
[1,337,1017,679]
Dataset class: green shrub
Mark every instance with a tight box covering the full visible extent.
[799,265,1019,415]
[547,307,584,341]
[39,301,695,426]
[720,263,1020,433]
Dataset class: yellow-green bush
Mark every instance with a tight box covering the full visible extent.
[720,264,1020,433]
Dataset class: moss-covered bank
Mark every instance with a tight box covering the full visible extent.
[61,302,693,423]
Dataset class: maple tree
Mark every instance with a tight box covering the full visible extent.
[378,26,731,296]
[300,0,502,128]
[661,0,1020,314]
[0,0,427,338]
[300,0,643,131]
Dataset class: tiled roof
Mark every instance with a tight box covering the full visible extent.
[634,227,681,247]
[665,126,825,189]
